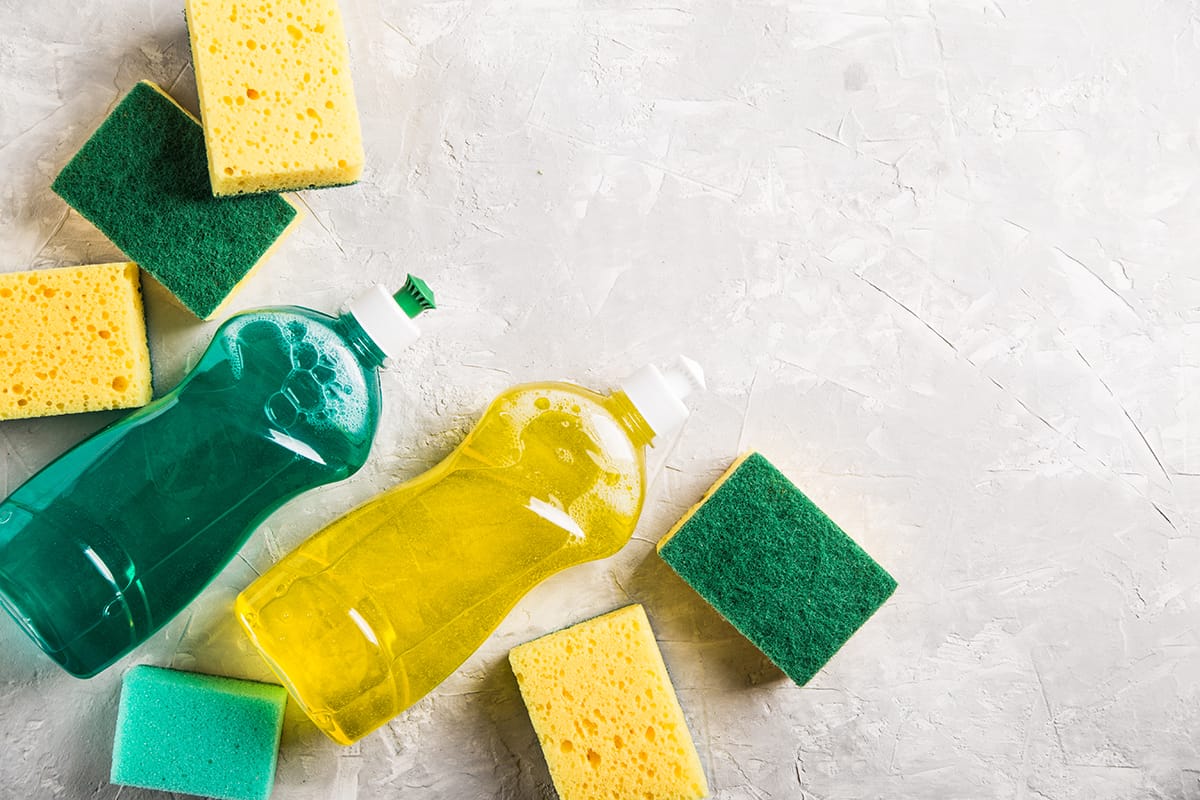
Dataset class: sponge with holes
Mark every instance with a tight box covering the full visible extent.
[657,452,898,686]
[509,605,708,800]
[0,262,152,420]
[52,81,300,320]
[111,665,287,800]
[185,0,365,195]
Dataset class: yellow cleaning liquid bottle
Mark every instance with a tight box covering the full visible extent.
[235,357,704,744]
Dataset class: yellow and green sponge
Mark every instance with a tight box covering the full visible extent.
[657,452,897,686]
[52,81,301,319]
[185,0,366,195]
[510,605,708,800]
[0,262,152,421]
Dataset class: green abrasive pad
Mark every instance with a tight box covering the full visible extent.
[111,665,287,800]
[657,452,897,685]
[51,81,301,319]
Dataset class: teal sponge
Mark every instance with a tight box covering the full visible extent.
[657,452,897,685]
[112,665,287,800]
[52,81,301,319]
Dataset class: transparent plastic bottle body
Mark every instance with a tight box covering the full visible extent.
[0,307,383,678]
[237,382,656,744]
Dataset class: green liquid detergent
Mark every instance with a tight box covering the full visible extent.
[0,277,434,678]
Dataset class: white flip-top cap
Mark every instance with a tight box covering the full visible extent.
[346,276,435,359]
[620,355,706,445]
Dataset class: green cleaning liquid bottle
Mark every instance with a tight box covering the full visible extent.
[0,277,435,678]
[236,356,705,744]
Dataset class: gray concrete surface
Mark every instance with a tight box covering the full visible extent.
[1,0,1198,797]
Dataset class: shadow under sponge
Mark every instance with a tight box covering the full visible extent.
[111,665,287,800]
[657,452,897,686]
[52,81,300,319]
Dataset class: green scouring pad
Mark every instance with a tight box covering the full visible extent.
[52,81,301,320]
[111,665,287,800]
[657,452,897,685]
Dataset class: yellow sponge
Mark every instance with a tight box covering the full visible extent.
[0,263,152,421]
[509,605,708,800]
[185,0,365,195]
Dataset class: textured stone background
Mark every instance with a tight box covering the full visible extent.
[1,0,1199,797]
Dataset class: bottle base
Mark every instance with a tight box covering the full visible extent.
[235,602,356,745]
[0,575,125,679]
[235,596,409,745]
[0,584,44,650]
[0,583,90,677]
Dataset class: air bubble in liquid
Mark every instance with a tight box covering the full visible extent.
[233,319,292,377]
[293,341,319,370]
[286,371,323,412]
[267,392,299,427]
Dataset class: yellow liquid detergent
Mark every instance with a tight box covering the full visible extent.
[236,378,682,744]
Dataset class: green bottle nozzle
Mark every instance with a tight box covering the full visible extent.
[394,274,436,319]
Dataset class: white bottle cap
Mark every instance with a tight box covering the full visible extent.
[619,355,706,445]
[347,285,422,359]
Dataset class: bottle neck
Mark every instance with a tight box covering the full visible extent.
[609,390,657,450]
[336,313,388,369]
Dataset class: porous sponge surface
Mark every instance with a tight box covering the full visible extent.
[0,262,151,421]
[657,452,898,686]
[186,0,365,195]
[111,665,287,800]
[509,605,708,800]
[51,81,300,319]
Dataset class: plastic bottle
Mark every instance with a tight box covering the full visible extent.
[236,356,705,744]
[0,277,435,678]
